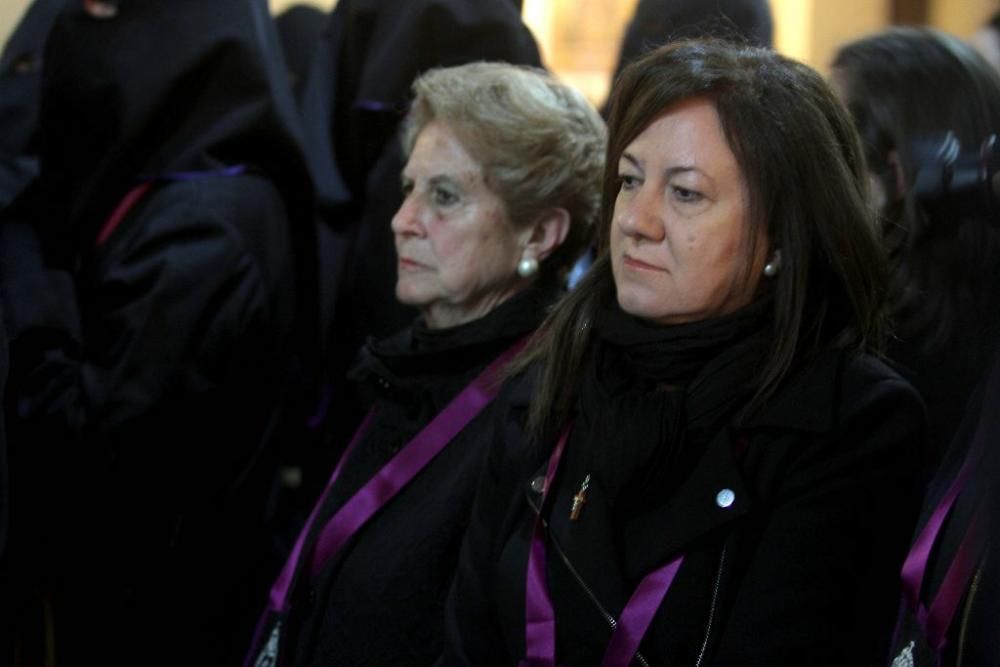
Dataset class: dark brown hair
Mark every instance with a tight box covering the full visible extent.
[515,39,888,439]
[833,27,1000,356]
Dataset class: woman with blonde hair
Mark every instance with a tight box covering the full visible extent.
[248,61,606,666]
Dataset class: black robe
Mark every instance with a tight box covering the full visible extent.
[0,1,316,663]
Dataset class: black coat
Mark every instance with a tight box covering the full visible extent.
[282,287,555,666]
[444,347,927,666]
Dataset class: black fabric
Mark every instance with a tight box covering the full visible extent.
[280,285,556,666]
[579,301,768,516]
[443,339,927,665]
[274,4,326,95]
[297,0,543,374]
[0,2,316,663]
[0,0,68,209]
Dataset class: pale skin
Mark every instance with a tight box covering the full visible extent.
[392,120,569,329]
[610,96,769,325]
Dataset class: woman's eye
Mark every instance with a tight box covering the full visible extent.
[618,174,640,191]
[433,188,459,207]
[400,180,414,197]
[672,186,703,203]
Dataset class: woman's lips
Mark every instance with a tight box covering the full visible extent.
[623,254,667,272]
[398,257,429,270]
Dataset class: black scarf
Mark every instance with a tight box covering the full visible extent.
[575,299,770,514]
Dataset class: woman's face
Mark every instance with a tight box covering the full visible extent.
[392,120,526,329]
[610,97,763,325]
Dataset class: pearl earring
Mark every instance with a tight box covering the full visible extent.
[763,250,782,277]
[517,256,539,278]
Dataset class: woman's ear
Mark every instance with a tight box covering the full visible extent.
[521,208,570,262]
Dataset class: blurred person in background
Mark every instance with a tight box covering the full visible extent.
[0,0,317,663]
[832,27,1000,469]
[833,27,1000,666]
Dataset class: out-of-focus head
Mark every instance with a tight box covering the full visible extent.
[610,0,773,93]
[393,62,605,328]
[832,27,1000,346]
[832,27,1000,217]
[602,38,885,376]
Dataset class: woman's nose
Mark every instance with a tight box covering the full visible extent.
[391,194,425,237]
[616,188,665,243]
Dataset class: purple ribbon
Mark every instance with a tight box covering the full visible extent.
[147,164,247,182]
[522,426,571,667]
[243,409,375,664]
[247,337,527,664]
[899,349,1000,652]
[522,424,686,667]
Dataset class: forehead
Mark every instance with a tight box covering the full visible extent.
[406,120,483,178]
[623,97,739,173]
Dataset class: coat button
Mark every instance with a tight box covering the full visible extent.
[530,476,546,494]
[715,488,736,509]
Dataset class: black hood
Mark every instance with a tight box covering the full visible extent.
[610,0,773,86]
[38,0,313,244]
[298,0,542,216]
[0,0,70,207]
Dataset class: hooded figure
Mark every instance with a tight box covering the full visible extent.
[295,0,543,499]
[608,0,773,94]
[0,0,69,209]
[0,0,316,663]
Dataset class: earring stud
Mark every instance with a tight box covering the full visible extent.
[763,250,782,277]
[517,256,539,278]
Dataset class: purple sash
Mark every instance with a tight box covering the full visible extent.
[522,425,686,667]
[898,348,1000,652]
[247,337,527,664]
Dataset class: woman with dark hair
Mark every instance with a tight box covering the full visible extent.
[247,62,605,667]
[0,0,317,663]
[832,27,1000,466]
[832,28,1000,666]
[442,39,926,666]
